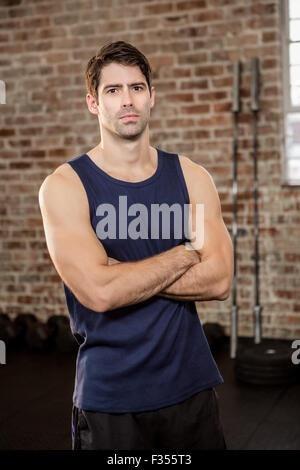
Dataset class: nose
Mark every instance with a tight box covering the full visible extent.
[121,87,134,108]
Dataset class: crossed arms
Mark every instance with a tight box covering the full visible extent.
[39,158,233,312]
[108,158,233,303]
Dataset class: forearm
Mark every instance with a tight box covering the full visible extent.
[102,245,199,311]
[156,256,230,301]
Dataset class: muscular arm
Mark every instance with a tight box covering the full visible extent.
[108,255,221,302]
[158,157,233,301]
[109,240,231,303]
[156,227,232,302]
[103,245,200,310]
[108,158,233,302]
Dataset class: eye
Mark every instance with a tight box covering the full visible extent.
[107,86,143,94]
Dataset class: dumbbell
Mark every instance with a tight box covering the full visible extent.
[47,315,78,353]
[25,320,51,352]
[13,313,51,351]
[13,313,38,348]
[0,314,19,348]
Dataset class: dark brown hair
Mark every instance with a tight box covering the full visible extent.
[85,41,152,104]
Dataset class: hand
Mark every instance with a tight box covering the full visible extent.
[176,243,201,266]
[107,257,121,266]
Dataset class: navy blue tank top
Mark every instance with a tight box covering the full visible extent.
[63,147,223,413]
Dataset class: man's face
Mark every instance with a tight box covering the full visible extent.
[92,62,155,140]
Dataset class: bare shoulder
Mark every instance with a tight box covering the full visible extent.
[178,154,216,190]
[38,162,88,213]
[177,154,222,218]
[40,161,83,191]
[52,162,77,179]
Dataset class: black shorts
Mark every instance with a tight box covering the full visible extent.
[71,387,227,450]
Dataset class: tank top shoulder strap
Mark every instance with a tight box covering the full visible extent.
[160,149,190,205]
[65,154,95,224]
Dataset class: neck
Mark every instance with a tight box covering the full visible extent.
[95,126,154,173]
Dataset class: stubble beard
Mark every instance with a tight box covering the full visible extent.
[114,109,150,140]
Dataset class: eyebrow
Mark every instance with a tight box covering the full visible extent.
[102,82,147,91]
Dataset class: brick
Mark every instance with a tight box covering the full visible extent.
[251,3,277,15]
[157,42,191,53]
[38,27,69,40]
[197,114,231,126]
[53,14,80,26]
[175,26,208,38]
[176,0,206,10]
[0,34,10,42]
[149,55,175,68]
[23,41,53,53]
[214,102,232,112]
[180,80,208,90]
[165,93,194,102]
[0,128,15,136]
[0,20,21,29]
[21,150,46,159]
[81,10,110,21]
[195,65,224,76]
[182,129,210,139]
[177,52,207,65]
[197,91,228,101]
[9,162,32,170]
[211,50,230,61]
[262,31,278,43]
[129,18,158,30]
[9,7,34,18]
[262,58,278,69]
[182,104,210,114]
[209,21,243,36]
[166,68,191,78]
[226,34,259,47]
[212,76,232,88]
[230,6,252,17]
[22,17,50,28]
[193,10,223,22]
[34,3,64,15]
[17,295,41,304]
[143,3,175,15]
[165,118,195,128]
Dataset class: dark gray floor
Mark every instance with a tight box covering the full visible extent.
[0,338,299,450]
[213,339,300,450]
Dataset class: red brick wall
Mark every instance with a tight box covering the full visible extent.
[0,0,299,339]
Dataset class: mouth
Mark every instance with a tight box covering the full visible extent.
[119,114,139,121]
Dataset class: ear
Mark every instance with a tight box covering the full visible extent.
[150,86,155,109]
[86,93,99,115]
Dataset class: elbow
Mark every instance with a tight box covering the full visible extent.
[96,292,112,312]
[218,289,230,301]
[87,268,113,313]
[217,260,234,301]
[89,289,111,313]
[89,278,120,313]
[216,279,232,301]
[95,283,120,312]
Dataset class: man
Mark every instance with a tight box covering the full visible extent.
[38,41,233,450]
